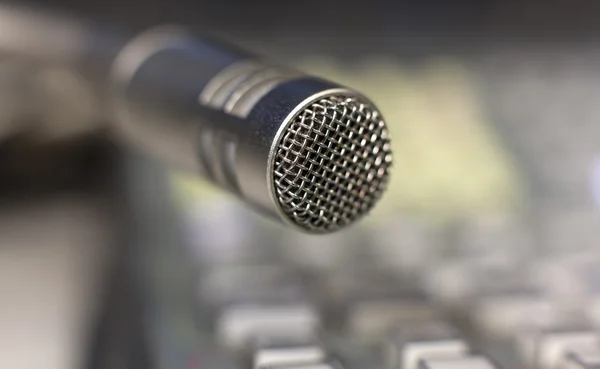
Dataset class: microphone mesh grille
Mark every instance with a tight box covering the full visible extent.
[273,95,392,232]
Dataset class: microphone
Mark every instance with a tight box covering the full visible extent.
[0,6,393,233]
[110,27,393,233]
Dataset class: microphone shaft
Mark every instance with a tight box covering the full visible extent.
[0,4,393,233]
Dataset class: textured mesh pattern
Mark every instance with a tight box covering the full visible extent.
[272,95,392,232]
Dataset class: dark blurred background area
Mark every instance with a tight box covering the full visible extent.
[35,0,600,41]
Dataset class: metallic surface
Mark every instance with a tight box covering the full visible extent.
[0,4,393,232]
[272,94,392,232]
[110,27,393,232]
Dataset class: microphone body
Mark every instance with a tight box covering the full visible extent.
[0,5,393,233]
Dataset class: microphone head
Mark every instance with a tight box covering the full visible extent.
[270,93,392,233]
[227,77,393,233]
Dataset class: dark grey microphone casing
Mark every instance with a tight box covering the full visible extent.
[111,27,392,233]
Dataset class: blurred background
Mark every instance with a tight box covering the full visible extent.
[2,1,600,369]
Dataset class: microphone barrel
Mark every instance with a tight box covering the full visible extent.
[0,4,393,233]
[110,27,392,233]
